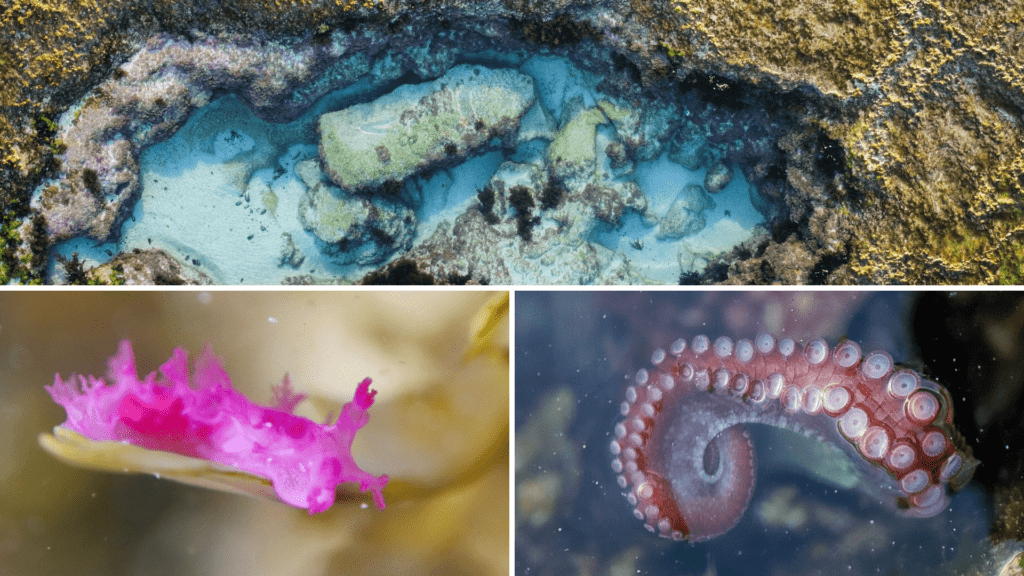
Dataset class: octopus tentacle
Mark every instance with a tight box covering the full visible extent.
[609,333,979,541]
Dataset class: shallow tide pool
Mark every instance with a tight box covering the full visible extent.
[47,55,763,284]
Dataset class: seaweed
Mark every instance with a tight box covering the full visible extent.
[60,252,90,284]
[368,226,394,248]
[82,168,102,199]
[703,261,731,283]
[360,258,437,285]
[379,178,403,200]
[509,185,533,210]
[477,185,499,224]
[539,180,563,210]
[360,258,485,285]
[509,185,539,242]
[29,213,50,271]
[445,271,473,285]
[678,271,703,285]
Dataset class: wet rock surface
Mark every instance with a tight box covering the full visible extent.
[658,183,714,239]
[2,0,1022,283]
[703,160,733,194]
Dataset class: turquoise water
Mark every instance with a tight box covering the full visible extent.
[48,56,763,284]
[590,154,762,282]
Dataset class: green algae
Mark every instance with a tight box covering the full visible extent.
[262,188,279,218]
[318,65,534,193]
[657,0,905,97]
[547,107,609,169]
[307,191,362,239]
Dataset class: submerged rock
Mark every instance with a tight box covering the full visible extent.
[547,106,611,188]
[95,248,212,285]
[668,128,710,171]
[383,164,652,284]
[658,184,715,239]
[278,232,305,268]
[318,64,536,194]
[704,161,734,193]
[597,99,679,163]
[295,161,415,266]
[515,102,558,146]
[581,180,648,227]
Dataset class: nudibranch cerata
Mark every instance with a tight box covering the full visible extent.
[610,333,978,541]
[42,340,388,514]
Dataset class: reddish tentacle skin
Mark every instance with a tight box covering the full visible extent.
[609,334,979,542]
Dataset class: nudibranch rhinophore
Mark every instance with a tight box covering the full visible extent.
[610,333,979,541]
[42,340,388,514]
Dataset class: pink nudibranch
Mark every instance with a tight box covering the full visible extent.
[45,340,389,514]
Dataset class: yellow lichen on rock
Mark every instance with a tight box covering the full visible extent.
[646,0,1023,282]
[841,2,1024,282]
[658,0,909,96]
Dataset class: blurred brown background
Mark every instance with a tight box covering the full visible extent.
[0,290,508,576]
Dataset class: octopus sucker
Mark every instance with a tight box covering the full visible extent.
[611,333,980,542]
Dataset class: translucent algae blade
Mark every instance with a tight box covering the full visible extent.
[40,340,389,514]
[38,427,283,503]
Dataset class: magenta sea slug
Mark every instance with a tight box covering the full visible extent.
[42,340,389,514]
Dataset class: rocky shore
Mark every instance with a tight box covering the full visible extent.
[1,0,1021,284]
